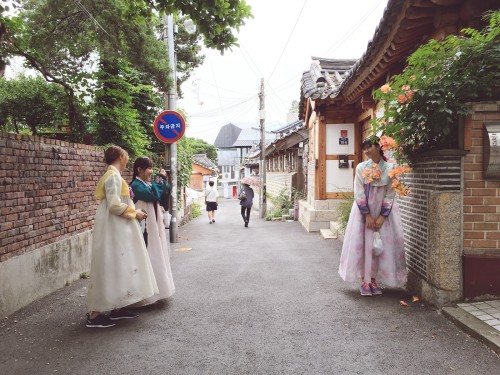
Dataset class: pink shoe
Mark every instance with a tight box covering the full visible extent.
[370,280,382,295]
[360,282,372,296]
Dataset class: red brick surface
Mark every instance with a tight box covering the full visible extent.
[463,104,500,254]
[0,133,125,262]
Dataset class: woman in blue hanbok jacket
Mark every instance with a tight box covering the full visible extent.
[130,157,175,306]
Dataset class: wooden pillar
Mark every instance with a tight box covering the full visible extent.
[317,105,327,200]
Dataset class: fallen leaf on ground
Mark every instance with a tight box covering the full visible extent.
[400,300,409,307]
[412,296,420,303]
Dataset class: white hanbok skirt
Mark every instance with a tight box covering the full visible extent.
[87,196,159,312]
[131,200,175,306]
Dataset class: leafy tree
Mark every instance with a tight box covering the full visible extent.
[93,58,150,158]
[186,137,218,163]
[0,75,67,135]
[124,0,252,52]
[176,136,193,197]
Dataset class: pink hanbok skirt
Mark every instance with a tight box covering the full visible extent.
[338,186,407,287]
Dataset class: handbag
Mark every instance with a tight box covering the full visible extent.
[143,222,148,247]
[140,216,148,246]
[373,231,383,256]
[238,190,246,201]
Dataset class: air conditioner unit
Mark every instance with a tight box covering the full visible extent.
[224,173,230,179]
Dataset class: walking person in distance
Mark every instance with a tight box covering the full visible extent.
[239,183,254,227]
[204,180,219,224]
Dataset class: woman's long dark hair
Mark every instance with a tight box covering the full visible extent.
[131,157,153,183]
[361,136,387,161]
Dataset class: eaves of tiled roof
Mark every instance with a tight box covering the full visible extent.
[299,0,497,117]
[337,0,496,104]
[192,154,218,173]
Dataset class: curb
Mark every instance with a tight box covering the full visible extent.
[442,306,500,354]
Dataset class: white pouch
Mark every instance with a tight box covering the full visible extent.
[373,231,384,256]
[163,211,172,228]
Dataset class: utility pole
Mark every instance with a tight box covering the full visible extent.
[163,13,179,243]
[259,78,267,218]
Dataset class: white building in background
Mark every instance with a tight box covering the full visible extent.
[214,123,242,198]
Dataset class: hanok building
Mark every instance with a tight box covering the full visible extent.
[189,154,218,191]
[214,123,242,198]
[246,120,308,198]
[299,0,500,305]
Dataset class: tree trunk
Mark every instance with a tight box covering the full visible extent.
[13,118,19,134]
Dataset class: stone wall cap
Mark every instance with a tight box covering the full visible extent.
[415,149,467,157]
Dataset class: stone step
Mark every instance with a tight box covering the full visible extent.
[320,228,338,239]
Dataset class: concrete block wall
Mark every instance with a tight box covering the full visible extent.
[266,172,295,198]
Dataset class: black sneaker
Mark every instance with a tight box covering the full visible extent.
[244,220,248,227]
[108,309,139,320]
[86,313,116,328]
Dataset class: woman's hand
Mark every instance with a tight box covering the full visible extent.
[365,214,376,229]
[136,209,147,221]
[375,215,385,230]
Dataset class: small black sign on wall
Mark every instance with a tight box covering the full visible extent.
[339,137,348,145]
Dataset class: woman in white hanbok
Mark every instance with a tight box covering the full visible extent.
[86,146,158,328]
[129,157,175,306]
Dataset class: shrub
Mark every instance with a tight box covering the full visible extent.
[372,10,500,161]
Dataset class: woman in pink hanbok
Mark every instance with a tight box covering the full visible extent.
[338,137,407,296]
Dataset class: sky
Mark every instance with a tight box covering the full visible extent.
[178,0,389,144]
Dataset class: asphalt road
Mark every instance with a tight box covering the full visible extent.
[1,199,498,375]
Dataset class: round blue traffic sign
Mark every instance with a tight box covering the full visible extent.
[153,110,186,144]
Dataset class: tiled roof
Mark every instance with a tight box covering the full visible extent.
[192,154,218,172]
[214,123,242,148]
[247,120,307,159]
[271,120,304,136]
[301,58,358,101]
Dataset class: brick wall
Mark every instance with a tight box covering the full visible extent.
[463,102,500,254]
[0,133,110,262]
[399,152,462,279]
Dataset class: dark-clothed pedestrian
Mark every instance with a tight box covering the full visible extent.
[239,183,254,227]
[338,136,407,296]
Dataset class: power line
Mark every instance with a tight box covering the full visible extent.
[266,0,309,85]
[73,0,110,37]
[188,96,255,117]
[207,49,228,123]
[321,0,384,56]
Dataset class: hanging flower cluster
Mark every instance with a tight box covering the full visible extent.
[362,163,382,183]
[380,135,412,197]
[365,135,412,197]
